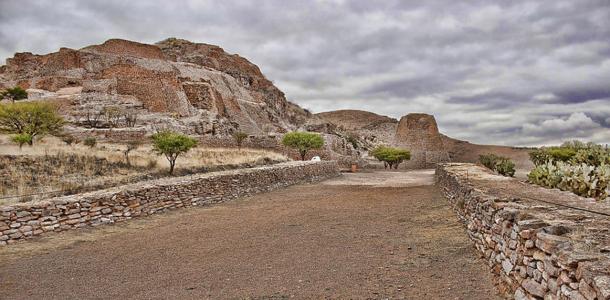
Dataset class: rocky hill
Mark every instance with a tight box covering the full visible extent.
[317,110,533,170]
[1,38,533,169]
[0,38,310,138]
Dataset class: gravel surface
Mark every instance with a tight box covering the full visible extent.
[0,171,500,299]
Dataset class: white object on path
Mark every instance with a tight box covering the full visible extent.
[311,156,321,161]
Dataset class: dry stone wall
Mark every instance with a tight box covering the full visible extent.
[436,163,610,300]
[0,161,339,246]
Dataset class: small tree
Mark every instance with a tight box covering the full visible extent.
[123,140,142,165]
[282,131,324,161]
[1,87,28,102]
[232,131,248,151]
[0,101,64,145]
[11,134,32,150]
[151,131,198,175]
[371,146,411,169]
[83,137,97,148]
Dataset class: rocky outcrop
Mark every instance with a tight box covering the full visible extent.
[393,113,449,168]
[0,38,310,136]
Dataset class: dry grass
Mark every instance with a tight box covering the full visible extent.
[0,135,288,205]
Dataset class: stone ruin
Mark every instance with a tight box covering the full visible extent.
[393,113,450,168]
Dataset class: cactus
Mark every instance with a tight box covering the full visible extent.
[528,161,609,200]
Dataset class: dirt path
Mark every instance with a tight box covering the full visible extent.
[0,171,500,299]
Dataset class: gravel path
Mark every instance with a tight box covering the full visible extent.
[0,171,500,299]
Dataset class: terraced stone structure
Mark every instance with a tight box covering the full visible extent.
[0,161,340,246]
[437,163,610,300]
[394,113,449,168]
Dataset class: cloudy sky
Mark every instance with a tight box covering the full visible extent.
[1,0,609,146]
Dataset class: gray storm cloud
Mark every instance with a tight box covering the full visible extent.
[1,0,609,146]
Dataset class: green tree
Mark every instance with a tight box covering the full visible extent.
[11,134,32,150]
[371,146,411,169]
[151,131,198,174]
[232,131,248,151]
[281,131,324,160]
[1,87,28,102]
[0,101,64,145]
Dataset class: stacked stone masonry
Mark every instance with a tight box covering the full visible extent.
[436,163,610,300]
[0,161,340,246]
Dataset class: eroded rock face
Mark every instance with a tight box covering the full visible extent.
[0,38,309,136]
[394,113,449,168]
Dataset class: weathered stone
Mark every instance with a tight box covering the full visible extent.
[593,276,610,300]
[523,278,548,298]
[536,232,571,254]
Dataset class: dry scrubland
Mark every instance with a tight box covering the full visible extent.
[0,135,287,205]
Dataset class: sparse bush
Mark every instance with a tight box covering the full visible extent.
[346,134,359,150]
[103,106,122,128]
[371,146,411,169]
[84,137,97,148]
[61,134,79,146]
[1,86,28,102]
[84,110,103,128]
[124,111,137,127]
[123,140,142,165]
[232,131,248,150]
[282,131,324,161]
[479,154,500,170]
[479,153,515,177]
[11,134,32,149]
[496,159,516,177]
[151,131,198,174]
[0,101,64,145]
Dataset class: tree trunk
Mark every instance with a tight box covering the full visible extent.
[169,159,176,175]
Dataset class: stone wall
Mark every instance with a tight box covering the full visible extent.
[436,163,610,300]
[0,161,340,246]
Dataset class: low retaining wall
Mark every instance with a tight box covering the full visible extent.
[436,163,610,300]
[0,161,340,246]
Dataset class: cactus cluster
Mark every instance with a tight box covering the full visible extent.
[528,141,610,200]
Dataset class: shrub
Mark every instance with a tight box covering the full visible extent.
[151,131,198,174]
[61,134,79,146]
[345,135,359,150]
[11,134,33,149]
[496,159,516,177]
[0,101,64,145]
[479,154,500,170]
[1,87,28,102]
[83,137,97,148]
[371,146,411,169]
[479,153,515,177]
[282,132,324,161]
[529,147,577,166]
[232,131,248,150]
[123,140,142,165]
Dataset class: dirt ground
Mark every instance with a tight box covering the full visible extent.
[0,171,500,299]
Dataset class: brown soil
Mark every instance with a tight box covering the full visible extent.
[0,172,500,299]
